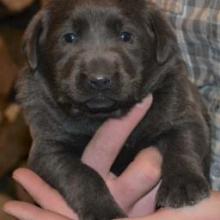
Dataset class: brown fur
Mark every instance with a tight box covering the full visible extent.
[17,1,211,219]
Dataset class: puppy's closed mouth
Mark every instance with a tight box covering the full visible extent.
[85,95,118,113]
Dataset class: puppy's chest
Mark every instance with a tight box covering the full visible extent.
[111,139,151,175]
[67,118,161,175]
[111,123,165,175]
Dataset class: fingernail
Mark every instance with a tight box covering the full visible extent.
[12,170,19,181]
[12,168,25,181]
[136,94,153,109]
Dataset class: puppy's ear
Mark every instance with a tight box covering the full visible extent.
[23,10,49,70]
[147,4,178,64]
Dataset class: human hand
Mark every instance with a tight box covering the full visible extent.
[4,95,163,219]
[4,169,220,220]
[116,191,220,220]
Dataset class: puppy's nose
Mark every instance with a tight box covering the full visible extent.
[88,75,112,90]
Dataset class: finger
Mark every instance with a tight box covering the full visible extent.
[12,168,77,220]
[114,209,179,220]
[115,210,186,220]
[116,192,220,220]
[128,184,160,217]
[82,95,153,178]
[3,201,73,220]
[109,147,162,211]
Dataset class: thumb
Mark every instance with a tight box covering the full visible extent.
[82,95,153,178]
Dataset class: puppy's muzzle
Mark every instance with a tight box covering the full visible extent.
[76,54,125,112]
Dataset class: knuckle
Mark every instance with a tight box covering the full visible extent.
[136,149,162,182]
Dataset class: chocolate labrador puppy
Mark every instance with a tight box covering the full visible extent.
[17,0,211,219]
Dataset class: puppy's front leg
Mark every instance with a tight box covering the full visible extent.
[156,123,210,208]
[29,140,125,220]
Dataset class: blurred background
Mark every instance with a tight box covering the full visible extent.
[0,1,48,219]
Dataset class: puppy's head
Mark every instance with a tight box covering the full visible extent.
[24,0,178,117]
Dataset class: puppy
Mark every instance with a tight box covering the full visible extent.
[17,0,211,219]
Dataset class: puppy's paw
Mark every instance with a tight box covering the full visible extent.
[156,174,210,208]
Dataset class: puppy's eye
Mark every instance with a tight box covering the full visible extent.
[64,33,79,43]
[120,32,132,42]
